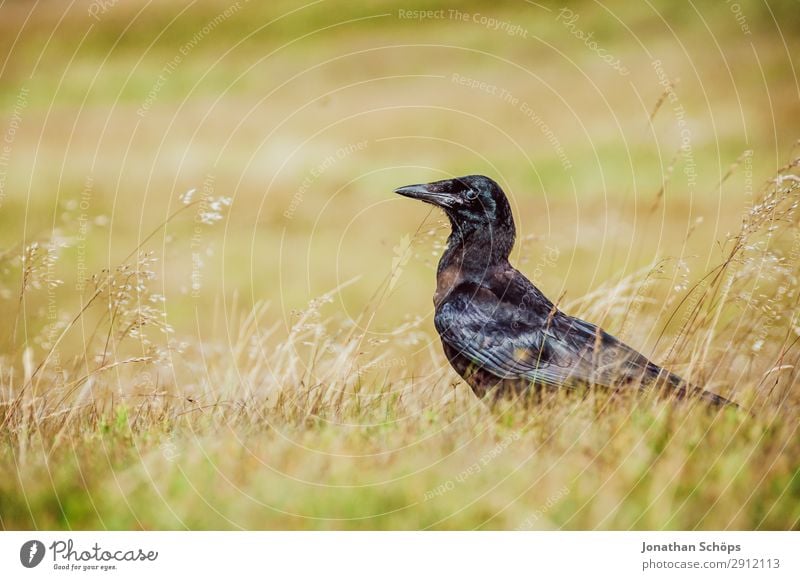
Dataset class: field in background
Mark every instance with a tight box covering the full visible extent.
[0,0,798,529]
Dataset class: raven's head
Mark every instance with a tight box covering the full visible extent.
[394,175,513,232]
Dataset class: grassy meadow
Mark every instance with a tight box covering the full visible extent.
[1,0,799,529]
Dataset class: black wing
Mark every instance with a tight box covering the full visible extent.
[433,280,668,391]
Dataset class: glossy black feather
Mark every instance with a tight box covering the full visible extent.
[395,175,735,407]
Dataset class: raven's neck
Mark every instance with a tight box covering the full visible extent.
[438,221,515,279]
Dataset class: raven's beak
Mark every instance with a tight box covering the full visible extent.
[394,183,454,208]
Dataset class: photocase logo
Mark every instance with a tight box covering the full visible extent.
[20,540,46,568]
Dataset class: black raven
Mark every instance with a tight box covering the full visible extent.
[394,174,734,407]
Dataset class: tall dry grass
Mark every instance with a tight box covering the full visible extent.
[0,153,798,530]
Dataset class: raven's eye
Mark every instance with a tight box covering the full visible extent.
[465,189,478,201]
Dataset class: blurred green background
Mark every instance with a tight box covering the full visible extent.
[1,0,798,360]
